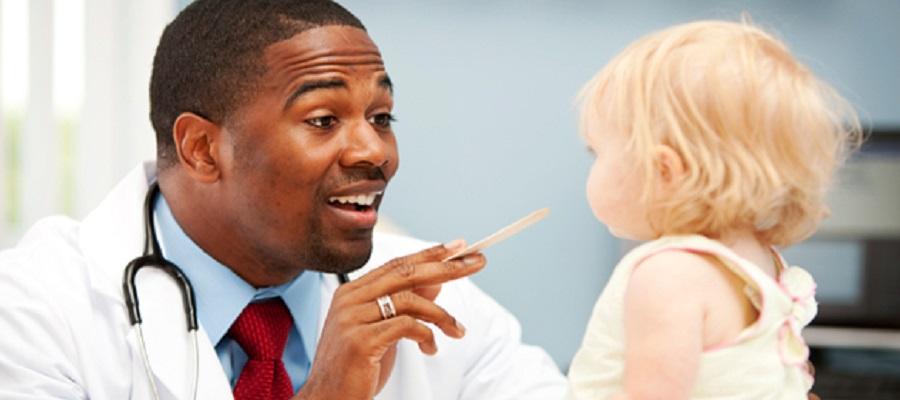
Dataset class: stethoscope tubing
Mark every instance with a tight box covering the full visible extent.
[122,182,200,400]
[123,182,199,330]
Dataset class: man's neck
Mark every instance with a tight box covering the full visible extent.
[158,178,300,288]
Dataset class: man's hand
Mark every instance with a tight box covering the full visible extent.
[293,241,486,400]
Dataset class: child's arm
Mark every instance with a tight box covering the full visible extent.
[614,250,723,400]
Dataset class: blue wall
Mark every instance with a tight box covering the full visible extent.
[339,0,900,369]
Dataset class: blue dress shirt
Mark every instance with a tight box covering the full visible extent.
[153,194,321,392]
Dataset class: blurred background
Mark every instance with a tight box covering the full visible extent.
[2,1,898,397]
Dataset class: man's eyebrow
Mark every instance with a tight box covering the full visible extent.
[379,75,394,94]
[284,78,347,109]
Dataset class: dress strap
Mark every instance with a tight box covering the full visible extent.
[629,235,775,312]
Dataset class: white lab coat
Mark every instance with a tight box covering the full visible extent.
[0,162,565,400]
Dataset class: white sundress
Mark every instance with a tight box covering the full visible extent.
[566,235,817,400]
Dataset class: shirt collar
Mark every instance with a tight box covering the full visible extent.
[152,193,321,358]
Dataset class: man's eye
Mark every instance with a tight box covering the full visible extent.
[368,113,396,128]
[306,116,338,129]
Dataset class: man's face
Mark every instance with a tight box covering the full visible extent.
[220,25,398,274]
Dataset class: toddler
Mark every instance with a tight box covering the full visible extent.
[566,19,861,399]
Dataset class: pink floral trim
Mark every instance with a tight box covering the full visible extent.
[801,362,816,389]
[775,262,817,369]
[778,319,811,367]
[774,249,818,301]
[779,280,817,302]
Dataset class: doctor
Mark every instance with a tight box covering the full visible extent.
[0,0,565,399]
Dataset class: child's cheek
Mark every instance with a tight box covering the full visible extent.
[585,162,608,224]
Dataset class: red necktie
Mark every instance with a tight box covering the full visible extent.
[228,299,294,400]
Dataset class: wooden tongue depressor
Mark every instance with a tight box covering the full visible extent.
[442,208,550,262]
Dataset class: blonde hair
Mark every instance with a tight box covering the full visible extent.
[579,19,862,246]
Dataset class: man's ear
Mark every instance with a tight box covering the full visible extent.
[652,144,686,187]
[171,112,223,183]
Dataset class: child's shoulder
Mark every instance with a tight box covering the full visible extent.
[622,235,748,304]
[624,235,731,272]
[627,237,729,292]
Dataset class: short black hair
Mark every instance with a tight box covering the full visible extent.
[150,0,366,168]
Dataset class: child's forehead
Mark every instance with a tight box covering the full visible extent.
[580,115,628,151]
[578,110,606,143]
[580,94,622,134]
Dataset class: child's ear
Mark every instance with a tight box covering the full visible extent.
[652,145,686,187]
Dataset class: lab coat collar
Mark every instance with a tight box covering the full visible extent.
[78,161,154,301]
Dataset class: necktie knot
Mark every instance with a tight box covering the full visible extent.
[229,299,293,361]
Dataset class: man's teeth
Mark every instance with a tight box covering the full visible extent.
[328,192,381,207]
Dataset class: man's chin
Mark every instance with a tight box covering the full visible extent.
[312,239,374,274]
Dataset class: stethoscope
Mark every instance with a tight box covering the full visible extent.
[122,182,350,399]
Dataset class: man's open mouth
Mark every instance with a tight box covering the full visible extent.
[327,191,383,212]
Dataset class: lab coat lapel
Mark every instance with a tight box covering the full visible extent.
[194,328,235,399]
[124,279,232,400]
[129,265,212,399]
[133,271,234,399]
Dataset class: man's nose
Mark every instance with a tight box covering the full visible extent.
[340,121,393,169]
